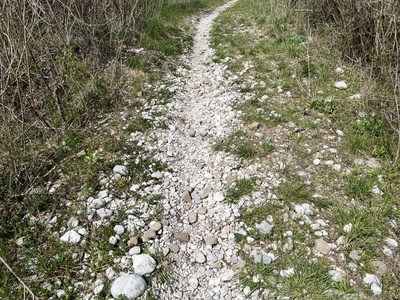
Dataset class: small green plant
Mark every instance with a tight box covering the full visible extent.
[278,179,314,204]
[352,117,386,136]
[280,259,333,297]
[226,178,255,202]
[233,142,257,159]
[346,172,375,201]
[310,97,336,114]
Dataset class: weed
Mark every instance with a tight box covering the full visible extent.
[277,179,314,205]
[346,172,376,201]
[310,97,336,114]
[226,178,255,203]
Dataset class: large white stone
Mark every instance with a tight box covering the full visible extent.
[60,230,81,244]
[110,274,147,299]
[132,254,157,275]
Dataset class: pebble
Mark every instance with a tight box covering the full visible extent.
[169,243,180,254]
[188,212,198,224]
[142,229,156,241]
[255,221,273,234]
[114,225,125,235]
[220,269,235,282]
[204,235,218,246]
[174,231,190,243]
[194,250,207,263]
[149,221,163,232]
[334,81,348,90]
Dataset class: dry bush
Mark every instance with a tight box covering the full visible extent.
[0,0,167,199]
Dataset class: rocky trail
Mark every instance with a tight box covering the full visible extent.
[45,0,400,299]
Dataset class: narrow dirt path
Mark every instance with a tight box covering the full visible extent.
[143,1,261,299]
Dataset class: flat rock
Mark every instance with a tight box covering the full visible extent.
[315,238,330,255]
[204,235,218,246]
[349,250,362,261]
[96,208,113,218]
[132,254,157,275]
[221,269,235,282]
[255,221,273,234]
[371,260,388,276]
[169,243,180,253]
[110,274,147,299]
[225,175,237,184]
[174,231,190,243]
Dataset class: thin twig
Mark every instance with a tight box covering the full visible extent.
[0,256,37,300]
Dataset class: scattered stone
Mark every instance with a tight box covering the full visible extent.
[214,192,225,201]
[221,269,235,282]
[200,187,211,199]
[349,250,362,261]
[225,175,237,183]
[188,212,198,224]
[189,277,198,288]
[249,122,260,130]
[334,81,348,90]
[188,130,196,137]
[109,236,118,245]
[194,250,206,263]
[114,225,125,235]
[174,231,190,243]
[363,273,382,295]
[142,229,156,241]
[169,243,180,254]
[127,236,139,246]
[181,191,192,202]
[60,230,81,244]
[336,67,344,75]
[110,274,147,299]
[371,260,388,278]
[106,267,116,280]
[129,246,141,256]
[343,223,353,233]
[132,254,157,275]
[313,159,321,165]
[204,235,218,246]
[280,268,295,278]
[96,208,113,218]
[113,165,128,175]
[149,221,163,232]
[198,207,208,215]
[329,270,343,282]
[386,237,398,248]
[315,238,330,255]
[151,171,163,179]
[255,221,273,234]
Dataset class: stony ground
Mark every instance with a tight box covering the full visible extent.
[28,1,400,299]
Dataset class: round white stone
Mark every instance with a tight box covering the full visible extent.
[132,254,157,275]
[110,274,147,299]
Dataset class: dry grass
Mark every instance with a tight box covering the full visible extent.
[296,0,400,161]
[0,0,171,200]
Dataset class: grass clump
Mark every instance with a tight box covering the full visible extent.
[226,178,255,203]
